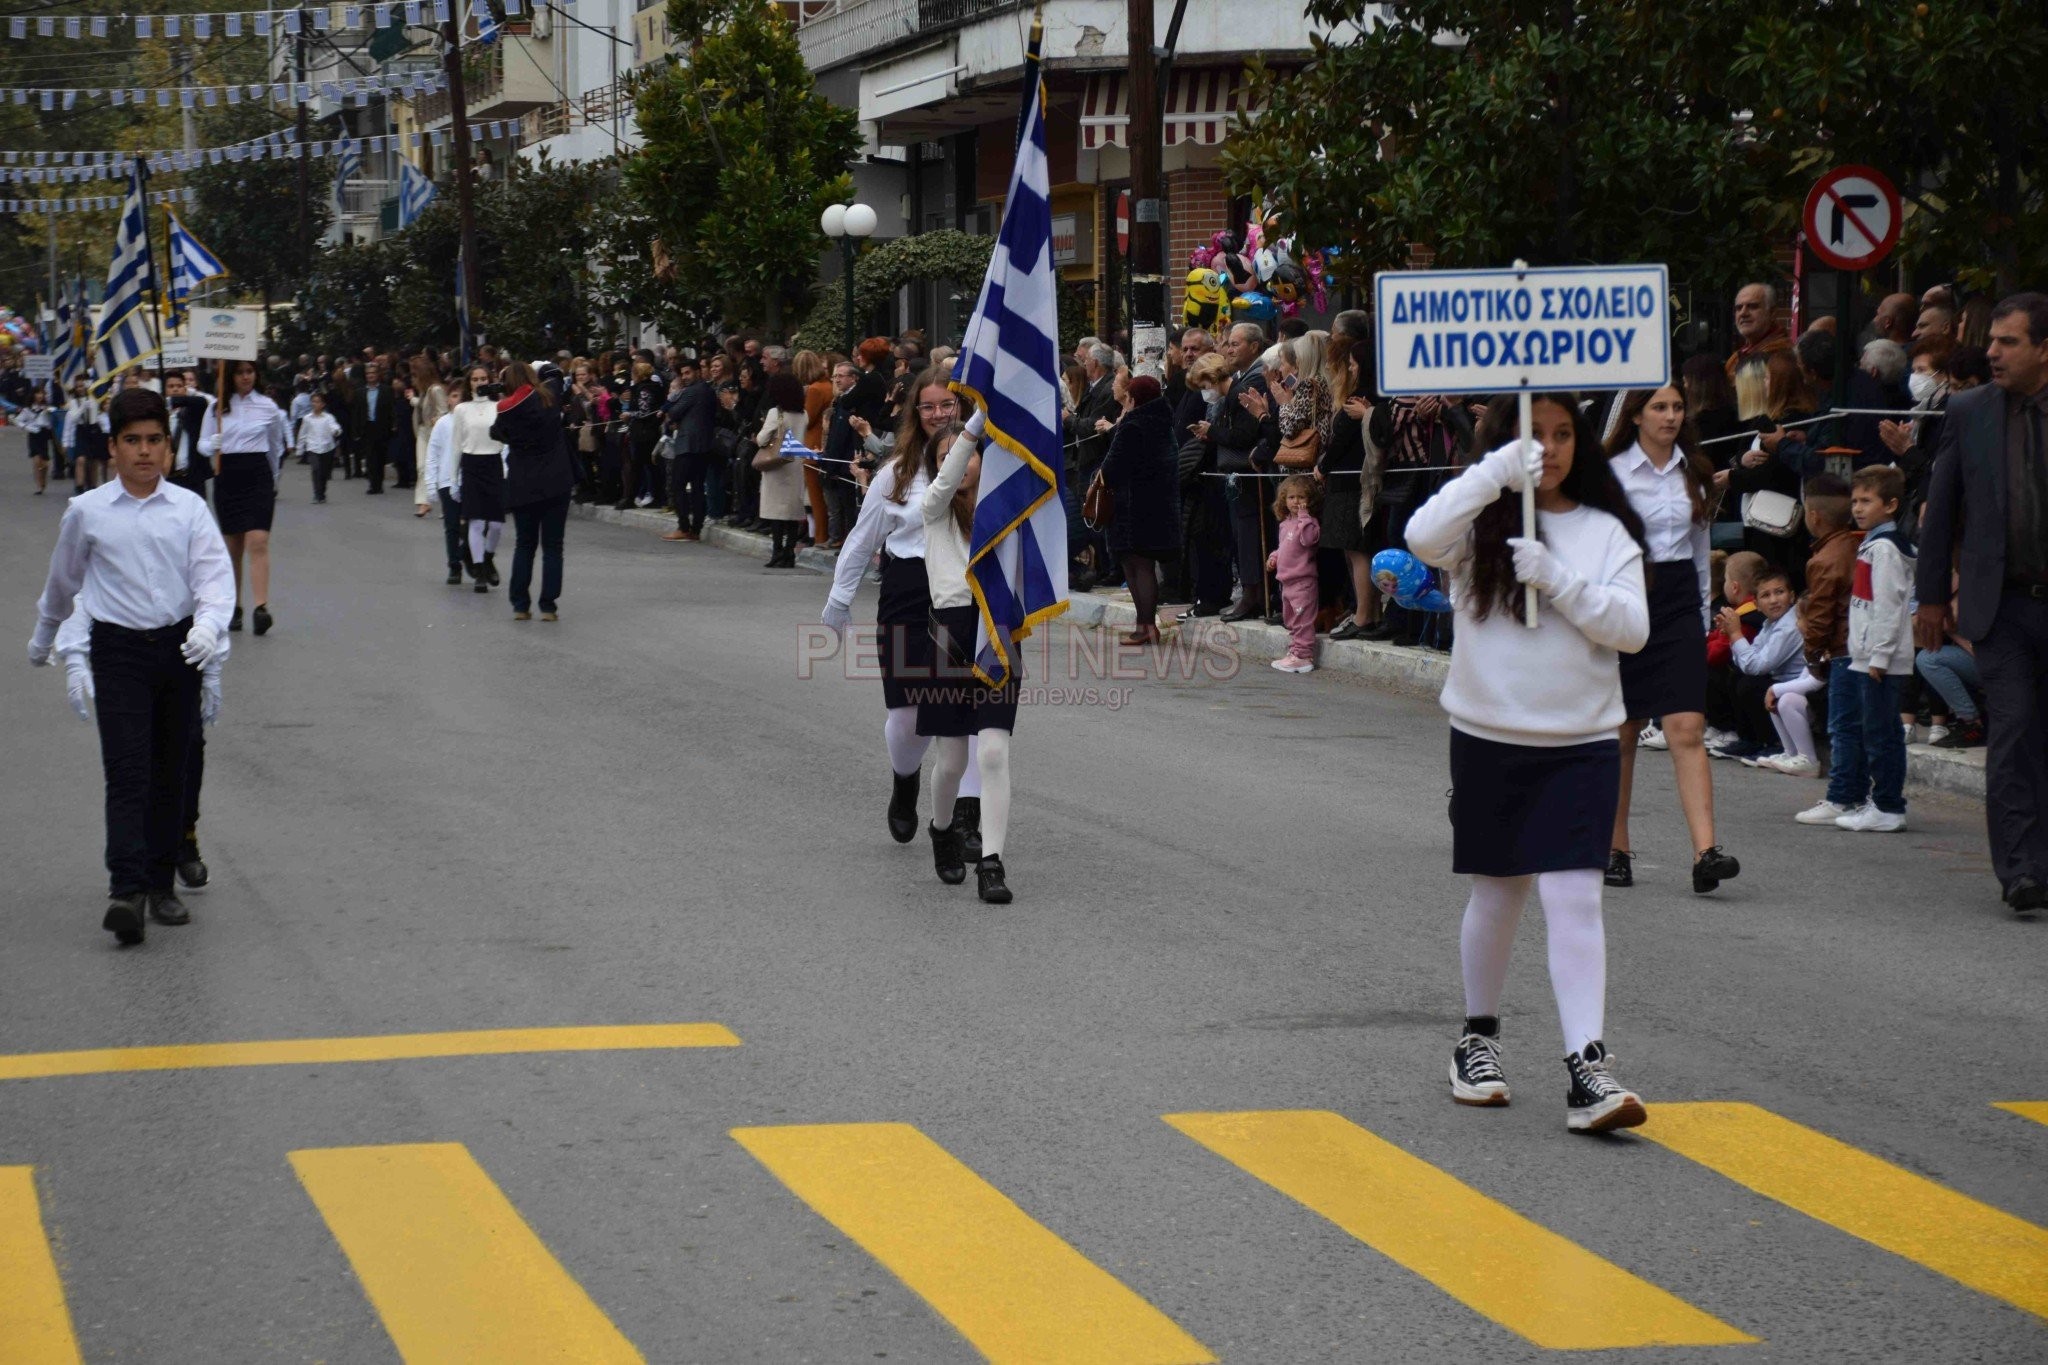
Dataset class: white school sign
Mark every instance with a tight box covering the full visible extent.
[1374,264,1669,396]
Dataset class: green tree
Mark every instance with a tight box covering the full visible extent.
[790,229,995,352]
[625,0,860,331]
[186,103,329,313]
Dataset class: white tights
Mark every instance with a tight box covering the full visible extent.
[1459,869,1607,1055]
[466,519,504,564]
[884,709,980,796]
[931,730,1009,857]
[1769,670,1827,762]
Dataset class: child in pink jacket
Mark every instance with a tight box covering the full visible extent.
[1268,474,1322,673]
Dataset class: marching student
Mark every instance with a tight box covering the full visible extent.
[27,385,234,946]
[66,378,108,493]
[916,411,1014,903]
[1603,385,1741,893]
[451,363,507,592]
[198,360,288,635]
[296,390,344,504]
[822,367,982,850]
[422,371,469,585]
[1407,392,1653,1133]
[19,385,53,493]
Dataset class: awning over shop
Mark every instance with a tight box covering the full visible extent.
[1078,68,1260,150]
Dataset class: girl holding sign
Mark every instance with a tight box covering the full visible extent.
[1406,393,1653,1132]
[1603,385,1742,895]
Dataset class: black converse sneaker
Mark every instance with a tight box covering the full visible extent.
[1450,1018,1509,1106]
[1564,1041,1646,1133]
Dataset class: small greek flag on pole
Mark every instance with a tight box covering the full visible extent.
[948,9,1067,688]
[90,160,161,391]
[397,159,436,228]
[165,209,228,327]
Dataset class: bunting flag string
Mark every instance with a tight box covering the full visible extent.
[0,69,448,113]
[2,188,198,215]
[1,121,522,186]
[2,1,560,44]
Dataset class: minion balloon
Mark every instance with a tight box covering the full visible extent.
[1182,268,1228,330]
[1370,549,1453,613]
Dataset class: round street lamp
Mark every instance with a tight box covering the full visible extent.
[821,201,876,355]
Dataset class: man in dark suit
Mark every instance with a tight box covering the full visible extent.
[163,369,213,502]
[1915,292,2048,918]
[659,357,720,541]
[1212,322,1277,621]
[349,360,399,493]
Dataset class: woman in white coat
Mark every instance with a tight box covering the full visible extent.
[756,372,811,568]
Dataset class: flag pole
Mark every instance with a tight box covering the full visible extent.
[157,201,178,383]
[135,164,168,389]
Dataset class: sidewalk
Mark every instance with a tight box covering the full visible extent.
[571,501,1988,803]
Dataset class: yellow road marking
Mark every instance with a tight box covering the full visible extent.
[0,1023,739,1081]
[1994,1101,2048,1127]
[732,1122,1214,1365]
[291,1143,643,1363]
[1164,1110,1754,1350]
[1641,1102,2048,1321]
[0,1168,83,1364]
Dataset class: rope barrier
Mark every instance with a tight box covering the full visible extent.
[1697,407,1938,447]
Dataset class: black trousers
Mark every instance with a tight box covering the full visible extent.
[362,431,385,491]
[509,494,569,612]
[1228,477,1277,614]
[1979,590,2048,891]
[183,724,204,845]
[439,489,465,570]
[311,447,335,500]
[673,450,711,534]
[90,618,200,897]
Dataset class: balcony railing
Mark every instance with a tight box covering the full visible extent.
[338,179,396,220]
[794,0,918,71]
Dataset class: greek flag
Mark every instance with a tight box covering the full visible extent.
[397,158,435,228]
[777,429,812,459]
[90,160,160,392]
[948,19,1067,688]
[165,209,227,327]
[49,278,87,388]
[330,137,361,217]
[474,0,499,44]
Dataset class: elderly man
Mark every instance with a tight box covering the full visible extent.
[1726,282,1793,376]
[760,345,788,377]
[1213,322,1278,622]
[348,359,399,493]
[1872,292,1918,348]
[1915,294,2048,919]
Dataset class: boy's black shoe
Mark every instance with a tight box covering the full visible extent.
[445,568,463,586]
[928,823,967,886]
[953,796,982,863]
[1564,1041,1646,1133]
[175,836,209,891]
[253,604,273,637]
[228,606,243,632]
[1932,718,1985,749]
[1450,1017,1509,1106]
[2006,876,2047,920]
[976,855,1013,904]
[483,554,500,587]
[1605,849,1633,888]
[1692,845,1740,894]
[146,890,190,926]
[103,894,146,946]
[887,770,920,843]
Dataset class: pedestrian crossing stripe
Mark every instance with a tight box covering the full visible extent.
[1639,1103,2048,1322]
[290,1143,644,1363]
[0,1022,740,1082]
[733,1122,1216,1364]
[1164,1110,1755,1349]
[1994,1101,2048,1127]
[0,1168,81,1364]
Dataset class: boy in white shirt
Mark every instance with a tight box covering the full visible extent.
[296,390,344,504]
[27,387,235,945]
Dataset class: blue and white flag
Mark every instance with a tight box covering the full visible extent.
[49,277,87,389]
[948,21,1066,688]
[397,158,435,228]
[90,160,159,392]
[473,0,499,44]
[778,429,813,460]
[165,209,227,327]
[330,137,361,217]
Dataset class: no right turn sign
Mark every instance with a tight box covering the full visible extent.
[1803,165,1901,272]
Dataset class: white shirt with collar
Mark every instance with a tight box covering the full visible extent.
[1611,440,1710,616]
[826,460,929,611]
[56,601,227,681]
[199,390,288,480]
[32,478,235,646]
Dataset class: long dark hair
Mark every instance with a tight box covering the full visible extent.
[1602,386,1714,523]
[219,360,258,415]
[1466,393,1647,623]
[503,359,554,407]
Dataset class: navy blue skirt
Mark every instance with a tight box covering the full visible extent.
[1449,728,1620,877]
[1620,558,1707,719]
[915,603,1020,737]
[876,552,934,711]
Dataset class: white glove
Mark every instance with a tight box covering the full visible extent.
[821,597,853,633]
[180,621,223,669]
[28,637,53,667]
[965,407,987,439]
[1480,438,1544,493]
[200,673,221,727]
[1507,536,1580,598]
[66,665,94,722]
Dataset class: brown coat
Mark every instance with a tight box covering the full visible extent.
[1800,526,1864,668]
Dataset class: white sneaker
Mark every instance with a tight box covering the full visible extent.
[1922,724,1950,747]
[1760,753,1820,777]
[634,493,654,507]
[1795,798,1855,825]
[1837,803,1908,832]
[1270,655,1315,674]
[1638,724,1668,750]
[1704,726,1738,747]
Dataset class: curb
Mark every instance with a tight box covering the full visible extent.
[569,501,1987,801]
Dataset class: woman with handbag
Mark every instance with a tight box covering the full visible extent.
[1098,375,1180,645]
[492,361,577,621]
[1718,353,1813,586]
[754,372,810,568]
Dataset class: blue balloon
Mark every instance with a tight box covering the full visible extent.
[1231,289,1277,326]
[1370,548,1453,613]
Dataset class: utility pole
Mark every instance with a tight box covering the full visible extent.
[295,18,311,274]
[443,12,482,353]
[1125,0,1165,373]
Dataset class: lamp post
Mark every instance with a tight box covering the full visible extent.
[820,201,877,355]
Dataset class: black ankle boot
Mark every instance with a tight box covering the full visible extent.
[483,552,500,587]
[887,770,919,843]
[928,822,967,885]
[952,796,982,862]
[976,854,1012,904]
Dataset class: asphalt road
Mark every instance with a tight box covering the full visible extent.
[2,437,2044,1364]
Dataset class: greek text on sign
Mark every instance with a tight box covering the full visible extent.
[1802,165,1900,273]
[1374,264,1670,397]
[193,307,261,362]
[24,355,54,381]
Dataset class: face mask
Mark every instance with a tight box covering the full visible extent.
[1907,371,1940,405]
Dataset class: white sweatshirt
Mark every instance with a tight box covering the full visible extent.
[1406,453,1650,746]
[1847,523,1915,675]
[921,431,979,609]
